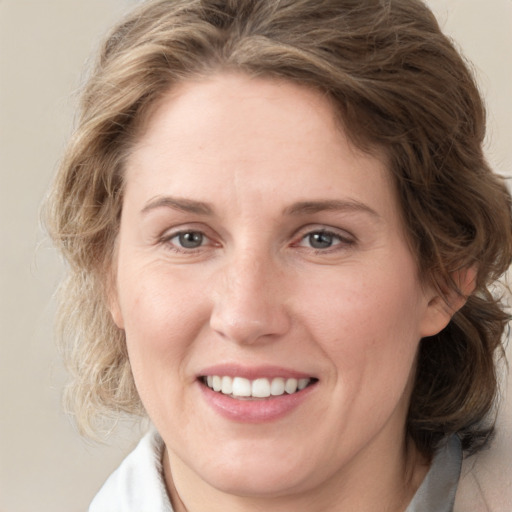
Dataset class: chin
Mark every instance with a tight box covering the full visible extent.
[186,439,326,499]
[201,465,310,499]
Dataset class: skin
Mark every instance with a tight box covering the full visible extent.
[110,73,457,511]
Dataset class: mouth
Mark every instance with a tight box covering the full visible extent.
[197,367,319,422]
[200,375,318,399]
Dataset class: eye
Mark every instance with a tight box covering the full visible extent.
[162,230,211,251]
[295,228,354,251]
[306,231,339,249]
[173,231,205,249]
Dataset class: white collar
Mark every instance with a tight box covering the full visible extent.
[89,429,173,512]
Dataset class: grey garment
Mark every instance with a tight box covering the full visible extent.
[406,435,462,512]
[90,430,462,511]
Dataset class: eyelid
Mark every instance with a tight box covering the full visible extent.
[157,221,212,239]
[154,223,355,253]
[293,224,356,243]
[157,224,220,252]
[290,225,357,255]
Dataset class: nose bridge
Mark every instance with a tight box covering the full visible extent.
[210,244,290,344]
[232,249,268,295]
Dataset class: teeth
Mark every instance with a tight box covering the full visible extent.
[204,376,312,398]
[284,378,298,394]
[252,378,270,398]
[298,378,309,390]
[232,377,251,397]
[270,377,285,396]
[221,376,233,395]
[212,375,222,392]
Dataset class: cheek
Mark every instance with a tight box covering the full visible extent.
[300,266,423,342]
[116,267,217,433]
[116,265,210,394]
[297,264,424,393]
[120,261,205,335]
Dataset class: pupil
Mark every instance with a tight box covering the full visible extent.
[179,232,203,248]
[309,232,333,249]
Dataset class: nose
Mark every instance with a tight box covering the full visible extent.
[209,250,291,345]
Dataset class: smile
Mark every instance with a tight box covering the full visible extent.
[202,375,316,399]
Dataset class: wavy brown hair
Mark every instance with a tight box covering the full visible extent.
[46,0,512,456]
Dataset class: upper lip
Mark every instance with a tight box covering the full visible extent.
[198,364,316,380]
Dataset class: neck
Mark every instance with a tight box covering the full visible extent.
[163,434,429,512]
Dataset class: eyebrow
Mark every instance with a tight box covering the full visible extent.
[141,196,214,216]
[283,200,380,218]
[141,196,380,219]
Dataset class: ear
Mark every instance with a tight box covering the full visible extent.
[106,270,125,330]
[108,293,125,329]
[420,266,477,338]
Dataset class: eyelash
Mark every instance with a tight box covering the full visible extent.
[158,227,355,254]
[295,229,355,253]
[159,230,214,253]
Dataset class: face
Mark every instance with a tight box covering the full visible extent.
[111,74,449,502]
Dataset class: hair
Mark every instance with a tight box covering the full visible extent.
[46,0,512,456]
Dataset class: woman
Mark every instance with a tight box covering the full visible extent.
[46,0,512,510]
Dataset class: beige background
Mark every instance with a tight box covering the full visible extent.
[0,1,511,511]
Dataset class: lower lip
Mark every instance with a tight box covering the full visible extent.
[198,380,317,423]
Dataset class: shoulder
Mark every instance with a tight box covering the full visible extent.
[454,424,512,512]
[88,429,173,512]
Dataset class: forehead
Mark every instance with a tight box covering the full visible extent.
[132,73,343,157]
[124,73,396,220]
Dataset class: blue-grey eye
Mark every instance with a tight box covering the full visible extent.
[178,231,204,248]
[308,232,336,249]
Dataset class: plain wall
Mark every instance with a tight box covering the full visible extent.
[1,1,511,511]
